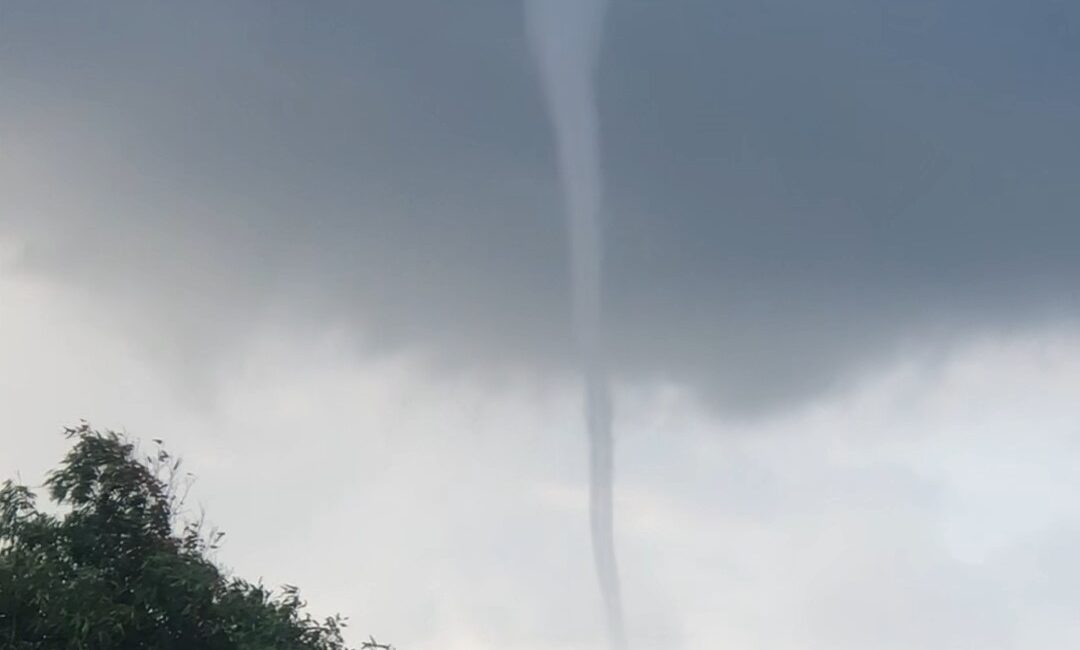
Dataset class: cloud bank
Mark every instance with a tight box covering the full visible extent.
[5,269,1080,648]
[4,1,1080,414]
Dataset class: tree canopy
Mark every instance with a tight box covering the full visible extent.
[0,423,388,650]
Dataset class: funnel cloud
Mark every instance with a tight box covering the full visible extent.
[525,0,625,647]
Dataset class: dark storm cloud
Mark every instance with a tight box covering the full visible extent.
[3,0,1079,414]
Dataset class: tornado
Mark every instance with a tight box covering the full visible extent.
[524,2,626,648]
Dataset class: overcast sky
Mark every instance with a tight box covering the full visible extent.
[3,2,1080,648]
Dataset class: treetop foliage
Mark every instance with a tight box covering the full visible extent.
[0,423,392,650]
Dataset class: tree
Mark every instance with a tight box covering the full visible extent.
[0,423,391,649]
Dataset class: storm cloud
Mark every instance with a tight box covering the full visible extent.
[3,0,1080,414]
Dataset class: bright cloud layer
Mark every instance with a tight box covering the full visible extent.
[3,265,1079,649]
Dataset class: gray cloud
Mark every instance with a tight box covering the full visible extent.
[3,0,1080,414]
[7,279,1080,648]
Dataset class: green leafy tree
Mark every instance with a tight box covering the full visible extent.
[0,423,392,650]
